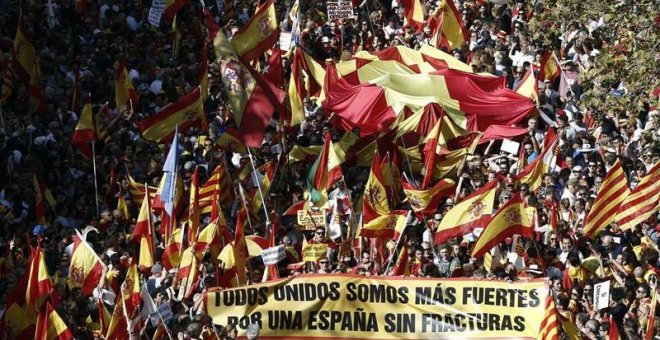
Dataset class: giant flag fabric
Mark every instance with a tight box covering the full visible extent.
[471,194,532,258]
[71,102,95,159]
[615,162,660,231]
[434,179,498,244]
[138,88,207,143]
[205,8,285,147]
[69,233,105,296]
[584,160,630,237]
[230,0,280,62]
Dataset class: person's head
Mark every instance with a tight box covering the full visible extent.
[282,235,292,247]
[561,237,573,252]
[527,117,537,130]
[637,283,651,299]
[313,227,325,242]
[318,257,329,271]
[246,323,260,340]
[439,245,451,260]
[361,250,371,265]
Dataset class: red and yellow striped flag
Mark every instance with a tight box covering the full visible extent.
[69,233,105,296]
[470,194,532,258]
[584,160,630,237]
[71,102,95,159]
[133,185,155,268]
[391,244,410,276]
[138,88,207,143]
[429,0,469,50]
[400,0,424,32]
[13,16,37,86]
[35,300,73,340]
[177,246,199,299]
[189,166,201,240]
[435,179,498,244]
[537,294,559,340]
[230,0,280,62]
[402,176,455,215]
[515,129,559,192]
[114,61,138,110]
[126,173,157,208]
[162,225,184,271]
[616,162,660,231]
[199,164,233,214]
[539,51,560,82]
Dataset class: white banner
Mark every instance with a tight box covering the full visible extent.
[261,245,286,265]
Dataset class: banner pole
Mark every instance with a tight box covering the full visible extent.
[247,147,270,224]
[92,141,100,217]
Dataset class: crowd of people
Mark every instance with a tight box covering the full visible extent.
[0,0,658,339]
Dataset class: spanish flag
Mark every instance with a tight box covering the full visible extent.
[162,225,184,271]
[32,174,47,225]
[133,185,155,268]
[199,164,233,214]
[219,209,249,287]
[97,299,112,335]
[177,246,199,299]
[391,244,410,276]
[163,0,187,22]
[116,190,131,220]
[400,0,425,32]
[471,194,532,258]
[616,162,660,231]
[216,128,247,153]
[539,51,560,82]
[288,47,325,125]
[515,129,559,192]
[429,0,469,50]
[71,102,95,159]
[12,16,37,86]
[306,133,332,208]
[434,179,498,244]
[194,216,232,261]
[402,177,456,215]
[1,301,36,339]
[584,160,630,237]
[26,244,56,315]
[205,8,285,147]
[230,0,280,62]
[188,166,201,240]
[114,61,138,110]
[514,68,539,104]
[35,300,73,340]
[138,87,207,143]
[249,160,277,218]
[106,264,140,339]
[362,151,390,224]
[69,233,105,296]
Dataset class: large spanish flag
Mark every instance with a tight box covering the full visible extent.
[361,210,409,239]
[25,244,54,315]
[584,160,630,237]
[288,47,325,125]
[402,176,456,215]
[205,8,285,147]
[114,61,138,110]
[69,233,105,296]
[434,179,498,244]
[400,0,425,32]
[429,0,469,50]
[230,0,280,62]
[515,129,559,192]
[35,300,73,340]
[71,102,95,159]
[616,162,660,231]
[362,151,390,223]
[138,87,207,143]
[471,194,532,258]
[539,51,560,82]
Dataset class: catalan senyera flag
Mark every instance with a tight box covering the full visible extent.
[429,0,469,50]
[539,51,560,82]
[391,244,410,276]
[177,246,199,299]
[615,162,660,231]
[537,294,559,340]
[306,133,332,208]
[402,176,456,215]
[114,61,138,110]
[200,41,209,101]
[138,88,207,143]
[584,160,631,237]
[71,102,95,159]
[162,225,184,271]
[199,163,233,214]
[435,179,498,244]
[69,233,105,296]
[400,0,425,32]
[230,0,280,62]
[514,68,539,104]
[35,300,73,340]
[126,173,157,207]
[205,8,285,147]
[471,195,532,258]
[515,129,559,192]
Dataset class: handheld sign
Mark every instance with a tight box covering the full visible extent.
[326,0,355,21]
[297,209,327,230]
[261,245,286,265]
[593,280,610,310]
[302,243,328,262]
[148,0,166,27]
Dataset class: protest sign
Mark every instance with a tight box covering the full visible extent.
[261,245,286,265]
[326,0,355,21]
[206,275,550,339]
[500,139,520,155]
[302,243,328,262]
[297,209,327,230]
[593,280,610,310]
[148,0,166,27]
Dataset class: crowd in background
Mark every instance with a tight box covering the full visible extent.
[0,0,658,339]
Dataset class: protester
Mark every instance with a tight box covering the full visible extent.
[0,0,658,339]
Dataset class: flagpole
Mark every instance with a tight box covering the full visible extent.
[237,183,254,230]
[552,52,575,97]
[246,147,270,224]
[384,211,411,275]
[397,136,418,188]
[144,279,174,340]
[91,140,100,217]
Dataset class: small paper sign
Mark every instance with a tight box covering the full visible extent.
[297,209,327,230]
[501,139,520,155]
[594,280,610,310]
[326,0,355,21]
[302,243,328,262]
[261,245,286,265]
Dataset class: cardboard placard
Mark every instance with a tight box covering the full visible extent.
[500,139,520,155]
[326,0,355,21]
[297,209,327,230]
[302,243,328,262]
[593,280,610,310]
[147,0,166,27]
